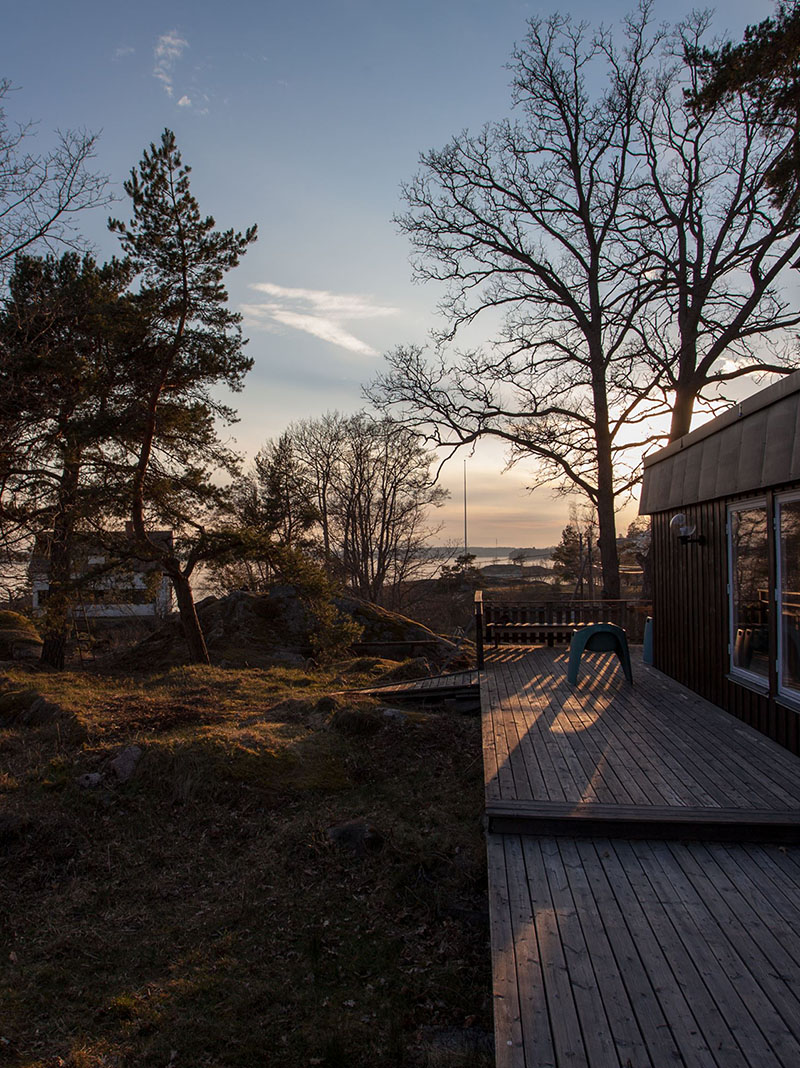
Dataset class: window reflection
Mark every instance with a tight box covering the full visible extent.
[730,506,769,679]
[780,500,800,694]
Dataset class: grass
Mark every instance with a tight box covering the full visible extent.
[0,657,491,1067]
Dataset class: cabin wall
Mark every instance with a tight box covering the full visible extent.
[651,494,800,756]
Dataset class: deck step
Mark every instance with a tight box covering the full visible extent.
[486,800,800,842]
[336,670,478,702]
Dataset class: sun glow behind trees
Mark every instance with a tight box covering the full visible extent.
[3,2,800,625]
[369,3,800,596]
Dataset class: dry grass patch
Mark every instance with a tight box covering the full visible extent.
[0,658,491,1068]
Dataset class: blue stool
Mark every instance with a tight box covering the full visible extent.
[567,623,633,685]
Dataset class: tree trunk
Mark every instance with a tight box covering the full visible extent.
[40,454,81,670]
[636,548,653,601]
[590,354,621,600]
[168,564,210,665]
[669,381,696,442]
[595,485,621,600]
[40,629,68,672]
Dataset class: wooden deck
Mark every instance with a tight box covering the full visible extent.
[481,647,800,1068]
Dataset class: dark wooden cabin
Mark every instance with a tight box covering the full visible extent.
[640,371,800,756]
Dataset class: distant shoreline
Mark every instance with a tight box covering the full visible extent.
[421,545,555,558]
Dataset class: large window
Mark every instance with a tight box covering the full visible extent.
[729,494,800,703]
[728,502,770,683]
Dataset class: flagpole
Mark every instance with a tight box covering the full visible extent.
[463,458,468,559]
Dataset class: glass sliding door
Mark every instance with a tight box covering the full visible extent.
[728,502,770,682]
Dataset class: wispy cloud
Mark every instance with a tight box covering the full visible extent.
[114,45,135,61]
[243,283,399,357]
[177,95,192,108]
[153,30,188,98]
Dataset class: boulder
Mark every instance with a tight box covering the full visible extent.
[76,772,103,789]
[109,745,143,782]
[334,597,459,666]
[117,588,456,670]
[326,820,384,856]
[0,611,42,661]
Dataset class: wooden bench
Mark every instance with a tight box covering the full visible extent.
[473,593,651,669]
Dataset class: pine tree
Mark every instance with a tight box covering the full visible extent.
[109,130,257,664]
[0,252,137,668]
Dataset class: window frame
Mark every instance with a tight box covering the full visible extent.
[727,498,770,690]
[775,492,800,705]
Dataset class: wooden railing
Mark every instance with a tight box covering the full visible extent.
[474,592,651,669]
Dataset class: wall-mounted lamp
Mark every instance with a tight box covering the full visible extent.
[669,512,706,546]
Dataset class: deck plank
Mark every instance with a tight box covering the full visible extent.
[626,838,800,1064]
[538,664,654,805]
[502,836,557,1068]
[482,646,800,1068]
[497,661,536,801]
[576,836,723,1068]
[486,835,526,1068]
[633,666,800,808]
[558,651,757,808]
[598,837,748,1068]
[485,647,800,810]
[481,672,502,803]
[663,842,800,1041]
[552,839,653,1067]
[517,658,619,804]
[518,836,589,1066]
[534,837,626,1066]
[505,658,568,803]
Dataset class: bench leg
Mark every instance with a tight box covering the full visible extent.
[567,636,585,684]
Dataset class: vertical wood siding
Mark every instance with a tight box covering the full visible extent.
[652,495,800,756]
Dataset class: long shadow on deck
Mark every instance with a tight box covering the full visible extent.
[482,645,800,814]
[481,646,800,1068]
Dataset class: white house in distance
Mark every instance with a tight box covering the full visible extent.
[29,526,174,621]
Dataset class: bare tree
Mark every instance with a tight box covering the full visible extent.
[291,413,447,607]
[0,80,109,278]
[370,8,663,598]
[634,14,800,440]
[291,413,348,565]
[370,4,800,596]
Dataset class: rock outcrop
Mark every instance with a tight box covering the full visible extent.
[0,611,42,661]
[116,588,459,669]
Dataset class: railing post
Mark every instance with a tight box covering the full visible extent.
[474,590,484,670]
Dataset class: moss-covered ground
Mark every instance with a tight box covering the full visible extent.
[0,659,491,1068]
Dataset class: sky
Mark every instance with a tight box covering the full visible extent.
[2,0,783,548]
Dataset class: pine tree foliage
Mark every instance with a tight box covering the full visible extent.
[108,129,257,664]
[0,252,138,666]
[690,2,800,209]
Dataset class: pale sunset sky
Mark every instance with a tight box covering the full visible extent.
[2,0,783,546]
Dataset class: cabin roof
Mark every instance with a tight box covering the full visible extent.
[640,369,800,514]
